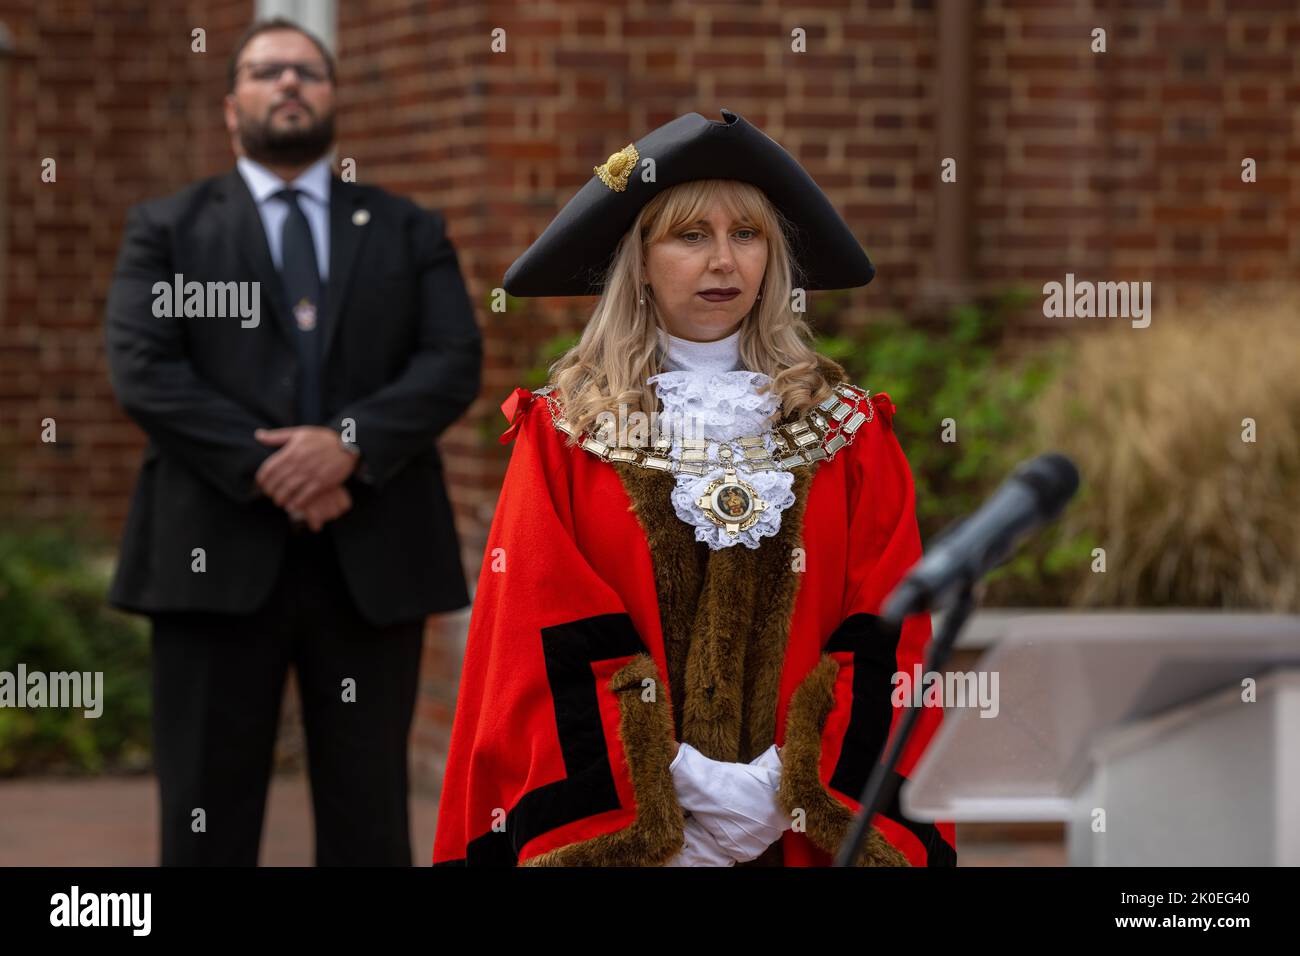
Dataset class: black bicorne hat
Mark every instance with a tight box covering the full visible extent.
[502,108,875,297]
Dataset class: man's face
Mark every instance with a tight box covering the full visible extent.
[224,30,336,167]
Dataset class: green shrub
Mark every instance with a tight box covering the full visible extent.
[823,289,1078,605]
[0,520,151,775]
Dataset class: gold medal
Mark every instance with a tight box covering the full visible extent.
[695,466,767,537]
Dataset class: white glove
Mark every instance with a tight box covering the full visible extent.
[749,743,782,775]
[663,817,737,867]
[669,742,791,862]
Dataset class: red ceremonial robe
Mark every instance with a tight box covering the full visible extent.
[432,370,958,866]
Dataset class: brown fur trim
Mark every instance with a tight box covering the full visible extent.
[521,653,685,866]
[612,460,819,764]
[732,464,819,761]
[609,463,703,739]
[777,654,911,867]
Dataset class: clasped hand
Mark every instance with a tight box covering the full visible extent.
[254,426,359,531]
[664,742,791,866]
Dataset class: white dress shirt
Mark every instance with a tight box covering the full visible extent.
[235,154,332,281]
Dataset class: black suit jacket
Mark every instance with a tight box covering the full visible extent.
[105,168,482,627]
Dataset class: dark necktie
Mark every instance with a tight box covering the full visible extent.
[275,188,323,424]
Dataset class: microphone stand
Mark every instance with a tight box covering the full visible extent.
[833,583,977,867]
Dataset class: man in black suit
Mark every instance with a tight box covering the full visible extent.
[104,17,481,865]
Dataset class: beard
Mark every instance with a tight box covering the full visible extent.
[236,99,335,167]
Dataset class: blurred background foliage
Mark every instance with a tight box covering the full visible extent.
[0,517,151,776]
[821,287,1081,606]
[1027,288,1299,612]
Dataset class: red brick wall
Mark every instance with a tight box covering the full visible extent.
[973,0,1295,303]
[0,0,253,531]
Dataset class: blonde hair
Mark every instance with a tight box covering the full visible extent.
[549,178,845,444]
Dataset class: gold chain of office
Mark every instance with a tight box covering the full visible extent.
[532,380,877,477]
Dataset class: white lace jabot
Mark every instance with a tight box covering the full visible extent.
[646,325,796,551]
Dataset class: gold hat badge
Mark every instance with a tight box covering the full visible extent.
[594,143,639,192]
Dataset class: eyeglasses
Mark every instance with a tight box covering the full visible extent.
[239,60,331,84]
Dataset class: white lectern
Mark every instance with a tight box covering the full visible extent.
[902,613,1300,865]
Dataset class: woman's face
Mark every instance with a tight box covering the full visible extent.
[644,200,768,342]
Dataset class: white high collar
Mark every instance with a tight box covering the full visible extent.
[656,325,744,374]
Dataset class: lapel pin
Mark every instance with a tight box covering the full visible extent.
[293,298,317,331]
[352,209,370,226]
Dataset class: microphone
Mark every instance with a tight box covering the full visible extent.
[882,453,1080,624]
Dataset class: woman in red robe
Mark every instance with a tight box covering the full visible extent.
[432,109,957,867]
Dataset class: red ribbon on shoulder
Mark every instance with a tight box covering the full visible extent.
[871,391,897,429]
[499,387,536,445]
